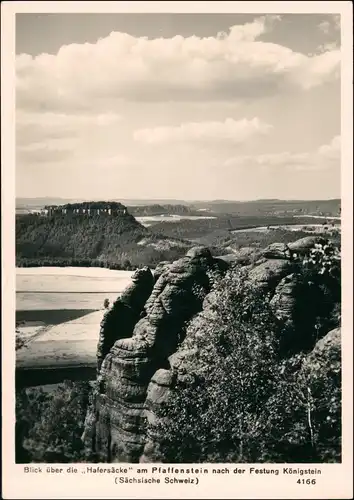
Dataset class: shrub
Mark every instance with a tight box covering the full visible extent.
[150,267,284,463]
[296,241,341,338]
[15,330,26,351]
[16,381,96,463]
[266,339,341,463]
[149,252,341,463]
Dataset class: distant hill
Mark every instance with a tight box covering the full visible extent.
[16,197,192,210]
[16,203,192,269]
[16,197,87,209]
[192,199,341,217]
[17,197,341,217]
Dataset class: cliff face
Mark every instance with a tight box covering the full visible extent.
[16,206,147,262]
[16,205,193,269]
[96,267,155,374]
[83,237,340,463]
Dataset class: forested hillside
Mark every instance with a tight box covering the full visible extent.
[16,212,190,269]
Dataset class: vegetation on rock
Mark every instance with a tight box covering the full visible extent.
[147,245,341,463]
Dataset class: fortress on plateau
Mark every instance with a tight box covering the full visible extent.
[39,201,128,217]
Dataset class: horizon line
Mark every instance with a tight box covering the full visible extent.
[16,196,341,203]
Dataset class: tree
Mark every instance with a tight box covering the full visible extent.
[16,381,95,463]
[148,251,341,464]
[265,336,341,463]
[150,266,284,463]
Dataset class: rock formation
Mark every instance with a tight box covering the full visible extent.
[302,327,341,370]
[96,267,154,373]
[83,236,341,463]
[83,247,228,462]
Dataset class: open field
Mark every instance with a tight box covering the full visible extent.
[231,223,341,234]
[17,266,134,292]
[136,214,217,227]
[16,267,134,311]
[16,267,134,385]
[16,310,102,386]
[17,292,122,312]
[16,310,103,370]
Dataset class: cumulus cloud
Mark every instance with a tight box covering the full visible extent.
[225,135,340,171]
[16,15,340,111]
[133,117,272,145]
[318,135,341,160]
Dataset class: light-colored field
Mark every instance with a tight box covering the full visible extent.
[294,215,341,220]
[17,310,103,368]
[136,214,216,227]
[16,267,134,311]
[17,324,45,336]
[17,266,134,277]
[17,267,134,292]
[231,224,340,234]
[16,323,48,341]
[17,291,122,311]
[16,267,134,372]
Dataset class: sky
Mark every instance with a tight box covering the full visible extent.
[15,13,341,201]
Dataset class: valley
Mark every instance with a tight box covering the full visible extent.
[14,198,342,465]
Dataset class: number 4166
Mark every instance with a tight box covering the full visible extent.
[297,479,316,485]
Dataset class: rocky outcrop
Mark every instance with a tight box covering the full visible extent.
[262,242,292,260]
[303,327,341,368]
[218,246,261,266]
[84,236,340,463]
[287,236,327,255]
[140,349,196,463]
[85,246,229,462]
[270,273,299,325]
[96,267,154,373]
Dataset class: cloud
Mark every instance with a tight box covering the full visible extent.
[317,42,339,53]
[133,117,272,145]
[16,15,340,111]
[318,15,340,34]
[318,135,341,160]
[225,135,340,171]
[318,21,331,34]
[16,111,122,147]
[17,139,76,164]
[16,110,124,167]
[317,15,341,53]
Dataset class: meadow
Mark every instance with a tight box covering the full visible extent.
[136,214,217,227]
[16,267,134,384]
[16,267,134,313]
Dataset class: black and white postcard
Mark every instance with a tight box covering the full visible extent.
[1,1,353,498]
